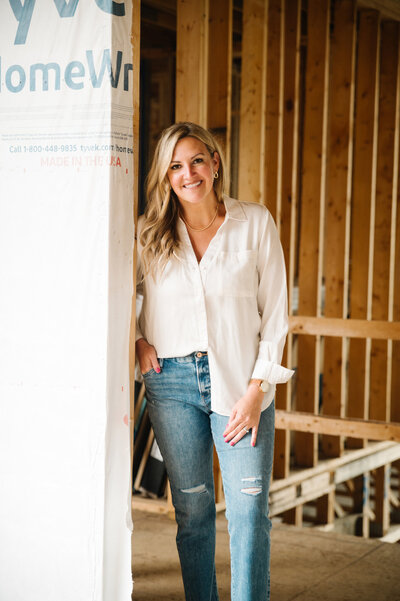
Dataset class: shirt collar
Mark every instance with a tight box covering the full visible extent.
[223,195,248,221]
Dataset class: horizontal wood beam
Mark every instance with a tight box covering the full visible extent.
[357,0,400,22]
[289,316,400,340]
[276,410,400,442]
[271,440,397,490]
[269,440,400,517]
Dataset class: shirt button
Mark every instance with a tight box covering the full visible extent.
[196,352,202,358]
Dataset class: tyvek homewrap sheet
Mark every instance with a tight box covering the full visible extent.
[0,2,134,600]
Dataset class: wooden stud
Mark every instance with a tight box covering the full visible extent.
[280,0,301,295]
[295,0,330,467]
[273,0,301,480]
[361,472,371,538]
[134,429,155,491]
[207,0,232,180]
[207,0,232,131]
[316,489,335,525]
[321,0,356,458]
[238,0,267,203]
[347,10,380,447]
[282,505,303,527]
[373,464,391,536]
[391,27,400,425]
[176,0,209,124]
[133,383,146,424]
[393,143,400,422]
[370,22,400,423]
[351,475,363,512]
[264,0,282,219]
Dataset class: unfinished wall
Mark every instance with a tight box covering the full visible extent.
[134,0,400,539]
[237,0,400,535]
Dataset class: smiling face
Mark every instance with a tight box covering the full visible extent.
[167,136,220,208]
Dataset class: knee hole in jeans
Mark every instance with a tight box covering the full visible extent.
[240,476,262,496]
[180,483,207,494]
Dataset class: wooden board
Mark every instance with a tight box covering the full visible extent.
[289,316,400,340]
[347,10,380,447]
[390,26,400,425]
[393,122,400,421]
[238,0,267,203]
[273,0,301,480]
[321,0,356,458]
[357,0,400,21]
[264,0,282,219]
[295,0,330,467]
[374,464,391,536]
[207,0,232,131]
[370,21,400,535]
[176,0,208,124]
[370,22,399,423]
[276,410,400,442]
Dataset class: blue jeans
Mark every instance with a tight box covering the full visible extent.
[143,352,275,601]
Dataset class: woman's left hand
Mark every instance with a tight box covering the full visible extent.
[223,383,264,447]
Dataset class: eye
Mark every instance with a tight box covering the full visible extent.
[170,164,181,170]
[193,158,203,164]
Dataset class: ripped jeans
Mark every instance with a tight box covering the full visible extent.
[143,352,275,601]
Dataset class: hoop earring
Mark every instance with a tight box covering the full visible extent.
[214,172,219,179]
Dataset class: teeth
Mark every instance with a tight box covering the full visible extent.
[184,181,201,189]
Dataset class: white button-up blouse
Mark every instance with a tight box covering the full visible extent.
[136,196,294,416]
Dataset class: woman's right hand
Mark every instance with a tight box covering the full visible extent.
[135,337,161,375]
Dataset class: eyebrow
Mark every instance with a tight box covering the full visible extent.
[170,152,205,164]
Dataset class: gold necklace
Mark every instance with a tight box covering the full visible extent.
[180,204,219,232]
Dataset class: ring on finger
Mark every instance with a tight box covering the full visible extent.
[242,427,250,434]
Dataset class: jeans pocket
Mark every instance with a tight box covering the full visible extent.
[142,367,155,377]
[142,358,163,377]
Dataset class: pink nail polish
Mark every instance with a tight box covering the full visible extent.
[230,442,234,446]
[156,368,161,373]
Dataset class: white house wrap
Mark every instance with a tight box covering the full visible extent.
[0,2,134,600]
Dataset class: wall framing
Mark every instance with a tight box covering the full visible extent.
[132,0,400,538]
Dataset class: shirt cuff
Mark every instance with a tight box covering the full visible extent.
[251,359,295,385]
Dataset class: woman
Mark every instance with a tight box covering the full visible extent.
[135,122,293,601]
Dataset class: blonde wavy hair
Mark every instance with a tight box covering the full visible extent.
[140,122,227,275]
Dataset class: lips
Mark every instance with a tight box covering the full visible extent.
[183,181,202,189]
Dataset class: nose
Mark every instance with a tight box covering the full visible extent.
[182,162,195,178]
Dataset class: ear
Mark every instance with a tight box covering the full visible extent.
[212,151,220,172]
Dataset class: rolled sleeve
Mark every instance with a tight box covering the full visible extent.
[252,211,294,385]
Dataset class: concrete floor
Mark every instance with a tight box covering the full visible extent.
[132,509,400,601]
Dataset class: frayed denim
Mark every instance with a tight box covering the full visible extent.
[143,352,275,601]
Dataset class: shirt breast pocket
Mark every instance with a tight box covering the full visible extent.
[211,250,258,297]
